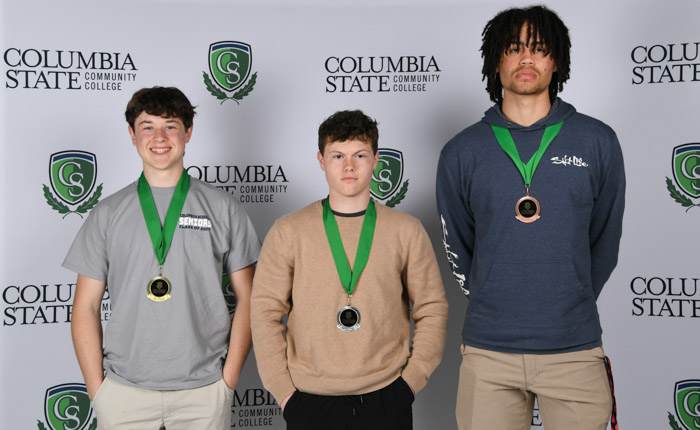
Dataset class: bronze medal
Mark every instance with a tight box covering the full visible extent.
[337,305,361,332]
[515,195,541,223]
[147,276,172,302]
[491,122,564,225]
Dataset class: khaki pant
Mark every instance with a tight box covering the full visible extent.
[456,345,612,430]
[91,377,233,430]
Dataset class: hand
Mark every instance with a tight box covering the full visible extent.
[86,376,104,401]
[280,392,294,411]
[222,367,238,391]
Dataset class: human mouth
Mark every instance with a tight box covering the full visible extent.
[516,68,537,79]
[151,147,171,154]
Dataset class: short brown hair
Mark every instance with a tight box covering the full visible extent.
[125,87,196,129]
[318,110,378,155]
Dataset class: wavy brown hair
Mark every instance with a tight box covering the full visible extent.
[125,87,196,129]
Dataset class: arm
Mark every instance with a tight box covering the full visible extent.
[589,133,626,298]
[436,149,474,298]
[222,263,255,390]
[250,223,297,406]
[401,223,449,395]
[71,274,106,400]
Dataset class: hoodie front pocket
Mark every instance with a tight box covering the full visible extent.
[472,260,594,328]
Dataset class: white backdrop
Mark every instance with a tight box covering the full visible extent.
[2,0,700,429]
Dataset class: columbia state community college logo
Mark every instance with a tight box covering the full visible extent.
[370,148,409,208]
[203,41,258,105]
[37,383,96,430]
[666,143,700,212]
[668,380,700,430]
[43,151,103,218]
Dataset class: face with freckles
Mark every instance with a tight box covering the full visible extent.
[318,139,379,206]
[128,112,192,179]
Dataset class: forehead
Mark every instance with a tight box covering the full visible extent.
[324,139,374,153]
[510,23,544,44]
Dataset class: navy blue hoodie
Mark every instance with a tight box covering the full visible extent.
[436,98,625,353]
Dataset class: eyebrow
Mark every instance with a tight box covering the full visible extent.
[509,40,545,46]
[328,149,372,156]
[136,119,181,126]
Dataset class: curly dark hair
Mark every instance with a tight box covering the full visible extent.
[481,5,571,104]
[125,86,196,129]
[318,110,379,155]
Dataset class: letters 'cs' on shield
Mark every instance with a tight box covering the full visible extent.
[674,380,700,430]
[209,41,252,93]
[50,151,97,205]
[371,149,403,200]
[673,143,700,199]
[44,383,94,430]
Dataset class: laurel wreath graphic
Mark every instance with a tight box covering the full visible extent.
[386,180,409,208]
[202,71,258,105]
[668,412,683,430]
[43,183,103,218]
[665,177,700,212]
[37,418,97,430]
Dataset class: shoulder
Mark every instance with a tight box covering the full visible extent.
[188,176,238,203]
[88,181,137,216]
[375,203,423,232]
[440,120,494,162]
[565,111,617,139]
[187,176,251,215]
[270,200,322,231]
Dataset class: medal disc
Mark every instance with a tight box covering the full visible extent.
[515,195,541,223]
[147,276,172,302]
[337,305,361,332]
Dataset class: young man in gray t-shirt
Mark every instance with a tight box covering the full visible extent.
[64,86,260,429]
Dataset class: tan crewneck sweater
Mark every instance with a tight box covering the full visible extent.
[251,200,448,404]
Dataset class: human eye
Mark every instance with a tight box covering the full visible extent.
[533,43,548,55]
[506,43,520,55]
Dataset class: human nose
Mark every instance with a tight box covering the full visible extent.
[343,158,355,171]
[519,47,535,64]
[153,127,167,140]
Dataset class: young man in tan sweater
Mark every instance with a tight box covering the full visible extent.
[250,110,448,429]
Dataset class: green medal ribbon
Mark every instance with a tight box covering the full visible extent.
[137,169,190,267]
[322,198,377,297]
[491,121,564,188]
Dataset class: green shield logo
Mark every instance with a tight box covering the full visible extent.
[675,380,700,430]
[371,149,403,200]
[50,151,97,205]
[44,384,93,430]
[673,144,700,199]
[209,41,252,93]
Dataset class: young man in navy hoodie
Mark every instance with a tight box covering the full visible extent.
[436,6,624,429]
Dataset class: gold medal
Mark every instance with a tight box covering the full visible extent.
[147,275,172,302]
[515,195,541,223]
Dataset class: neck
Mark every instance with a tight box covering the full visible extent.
[501,92,552,127]
[143,165,184,187]
[327,192,370,214]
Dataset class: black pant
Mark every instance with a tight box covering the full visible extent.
[283,376,415,430]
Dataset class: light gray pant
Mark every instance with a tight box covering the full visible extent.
[91,377,233,430]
